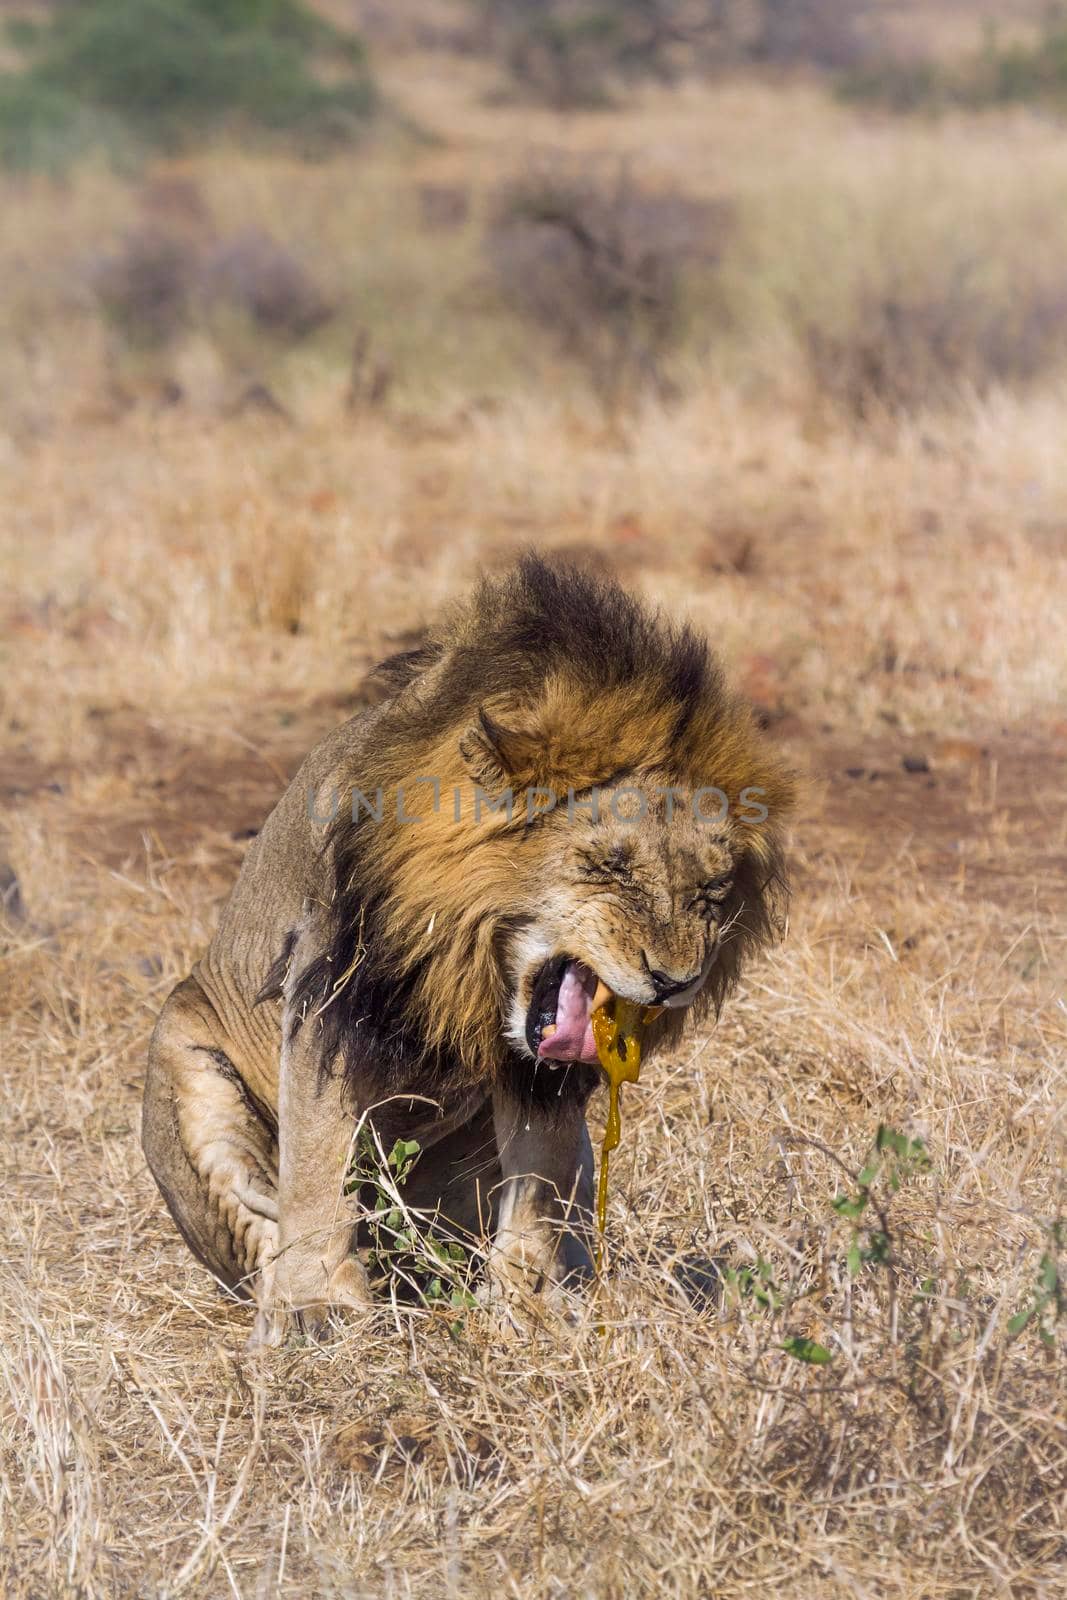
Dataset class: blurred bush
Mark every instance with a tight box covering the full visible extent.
[92,206,334,352]
[93,226,201,349]
[476,0,879,107]
[0,73,126,174]
[802,265,1067,419]
[836,58,947,114]
[479,0,699,108]
[417,183,472,232]
[840,9,1067,114]
[487,163,728,405]
[202,229,334,338]
[0,0,375,171]
[748,0,875,72]
[969,13,1067,107]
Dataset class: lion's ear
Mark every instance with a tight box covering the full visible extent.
[459,706,541,790]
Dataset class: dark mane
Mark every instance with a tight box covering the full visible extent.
[408,552,719,740]
[286,553,789,1101]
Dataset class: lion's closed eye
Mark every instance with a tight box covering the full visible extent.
[690,875,733,913]
[577,843,635,885]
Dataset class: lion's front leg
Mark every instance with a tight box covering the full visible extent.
[486,1084,595,1322]
[251,940,373,1348]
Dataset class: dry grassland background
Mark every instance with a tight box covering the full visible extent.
[1,3,1065,1596]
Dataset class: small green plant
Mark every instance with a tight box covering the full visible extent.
[346,1130,478,1320]
[726,1124,933,1365]
[725,1260,832,1364]
[1007,1219,1064,1348]
[781,1335,833,1364]
[832,1124,931,1279]
[725,1257,781,1313]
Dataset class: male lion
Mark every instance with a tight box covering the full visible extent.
[143,557,794,1343]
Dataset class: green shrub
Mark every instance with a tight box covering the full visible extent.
[347,1133,478,1319]
[0,0,375,170]
[975,21,1067,106]
[0,74,124,174]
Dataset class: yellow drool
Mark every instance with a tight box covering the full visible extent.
[590,996,662,1268]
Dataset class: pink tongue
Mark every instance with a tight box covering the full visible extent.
[538,961,600,1064]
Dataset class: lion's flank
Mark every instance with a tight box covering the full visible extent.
[289,554,795,1097]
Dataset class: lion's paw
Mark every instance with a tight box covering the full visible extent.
[246,1255,374,1350]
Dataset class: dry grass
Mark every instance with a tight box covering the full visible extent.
[2,17,1066,1598]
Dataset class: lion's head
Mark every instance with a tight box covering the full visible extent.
[294,556,795,1097]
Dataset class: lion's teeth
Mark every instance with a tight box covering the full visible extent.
[542,1023,557,1038]
[592,979,612,1011]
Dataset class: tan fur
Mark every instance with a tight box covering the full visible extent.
[141,559,794,1339]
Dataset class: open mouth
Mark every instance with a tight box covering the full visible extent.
[525,956,614,1066]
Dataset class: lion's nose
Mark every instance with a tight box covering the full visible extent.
[644,964,702,1004]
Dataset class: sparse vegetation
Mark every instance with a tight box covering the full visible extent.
[1,5,1065,1595]
[800,261,1067,418]
[91,215,334,384]
[201,227,335,338]
[477,0,715,108]
[476,0,881,105]
[841,6,1067,113]
[92,226,201,350]
[488,163,727,405]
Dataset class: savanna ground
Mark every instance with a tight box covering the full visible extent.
[1,4,1066,1596]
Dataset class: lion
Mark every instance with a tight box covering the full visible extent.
[142,556,794,1343]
